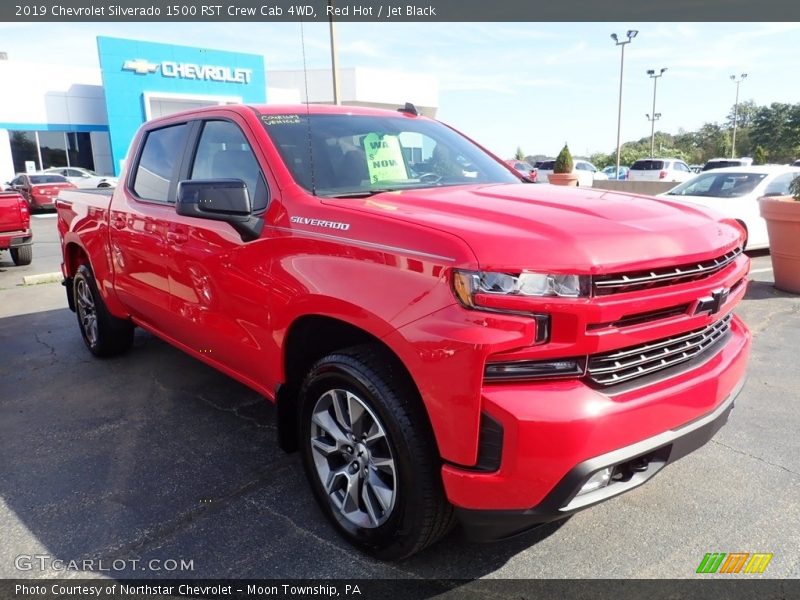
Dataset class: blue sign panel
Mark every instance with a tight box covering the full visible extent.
[97,36,266,175]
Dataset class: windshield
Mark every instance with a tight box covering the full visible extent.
[666,172,767,198]
[260,113,519,196]
[702,160,743,171]
[30,175,68,184]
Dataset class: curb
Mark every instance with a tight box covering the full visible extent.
[22,272,62,286]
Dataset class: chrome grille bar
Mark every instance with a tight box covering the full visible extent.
[594,248,742,295]
[587,314,732,386]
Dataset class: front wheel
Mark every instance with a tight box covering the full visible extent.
[299,345,454,559]
[73,264,134,357]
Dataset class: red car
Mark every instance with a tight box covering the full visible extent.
[57,104,750,559]
[7,173,76,210]
[0,191,33,265]
[505,159,538,182]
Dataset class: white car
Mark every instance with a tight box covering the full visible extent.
[628,158,694,183]
[539,159,607,187]
[42,167,118,189]
[658,165,800,250]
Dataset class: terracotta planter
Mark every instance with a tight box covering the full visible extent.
[548,173,579,186]
[759,196,800,294]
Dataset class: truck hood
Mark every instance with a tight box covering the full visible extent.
[327,184,742,273]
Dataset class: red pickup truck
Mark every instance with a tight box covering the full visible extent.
[0,191,33,265]
[57,104,750,559]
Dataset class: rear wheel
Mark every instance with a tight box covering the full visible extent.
[10,246,32,266]
[73,264,134,357]
[299,345,454,559]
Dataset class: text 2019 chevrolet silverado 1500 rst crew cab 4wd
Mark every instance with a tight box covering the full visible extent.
[57,104,750,559]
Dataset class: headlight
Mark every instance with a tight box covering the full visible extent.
[452,269,590,305]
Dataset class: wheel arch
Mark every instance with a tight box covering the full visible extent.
[276,314,432,456]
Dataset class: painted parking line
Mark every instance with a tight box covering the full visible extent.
[750,267,774,274]
[32,213,57,219]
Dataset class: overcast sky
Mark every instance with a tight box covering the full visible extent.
[1,21,798,158]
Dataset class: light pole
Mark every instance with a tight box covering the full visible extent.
[328,0,341,105]
[647,68,667,157]
[646,112,662,155]
[730,73,747,158]
[611,30,638,177]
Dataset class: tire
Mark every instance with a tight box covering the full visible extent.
[10,245,32,266]
[73,264,134,357]
[299,344,455,559]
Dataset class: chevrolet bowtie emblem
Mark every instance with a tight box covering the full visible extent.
[695,287,730,316]
[122,59,159,75]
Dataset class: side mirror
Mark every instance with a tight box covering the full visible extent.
[176,179,263,242]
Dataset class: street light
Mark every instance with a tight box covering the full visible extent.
[611,30,638,177]
[646,68,667,157]
[730,73,748,158]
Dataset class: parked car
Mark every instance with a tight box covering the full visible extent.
[791,159,800,167]
[601,165,629,180]
[702,157,753,172]
[43,166,118,189]
[659,165,800,249]
[58,104,749,559]
[628,158,694,183]
[505,159,537,182]
[539,159,606,186]
[689,164,703,174]
[6,173,77,210]
[0,190,33,265]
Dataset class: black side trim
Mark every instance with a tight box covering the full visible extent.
[474,412,504,472]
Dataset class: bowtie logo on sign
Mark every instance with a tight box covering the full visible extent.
[122,59,253,84]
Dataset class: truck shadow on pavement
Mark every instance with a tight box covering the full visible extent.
[0,308,563,583]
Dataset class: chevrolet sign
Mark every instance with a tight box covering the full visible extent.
[122,59,252,84]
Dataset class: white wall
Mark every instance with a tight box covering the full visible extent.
[0,130,13,184]
[268,68,438,117]
[0,61,107,126]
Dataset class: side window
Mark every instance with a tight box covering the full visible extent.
[132,123,190,203]
[11,176,22,186]
[190,120,269,212]
[67,169,83,177]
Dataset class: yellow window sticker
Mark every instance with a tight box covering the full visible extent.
[363,133,408,184]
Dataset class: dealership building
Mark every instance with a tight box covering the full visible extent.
[0,36,438,183]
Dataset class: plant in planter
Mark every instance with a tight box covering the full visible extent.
[548,143,579,186]
[758,174,800,293]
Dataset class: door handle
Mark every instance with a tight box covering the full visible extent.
[167,231,188,244]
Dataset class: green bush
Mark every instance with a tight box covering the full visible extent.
[554,143,574,174]
[789,174,800,201]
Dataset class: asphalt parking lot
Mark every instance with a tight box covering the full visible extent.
[1,213,798,581]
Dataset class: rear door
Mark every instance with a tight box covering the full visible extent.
[165,116,274,384]
[110,121,193,328]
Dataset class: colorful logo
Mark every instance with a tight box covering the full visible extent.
[697,552,773,574]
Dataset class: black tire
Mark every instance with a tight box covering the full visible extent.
[299,344,455,560]
[73,264,134,357]
[10,245,32,266]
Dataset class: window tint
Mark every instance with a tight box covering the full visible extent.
[132,123,190,203]
[667,172,767,198]
[539,161,555,170]
[66,169,84,177]
[190,120,268,212]
[29,175,68,184]
[632,160,664,170]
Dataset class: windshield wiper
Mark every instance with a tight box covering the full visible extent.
[325,189,398,199]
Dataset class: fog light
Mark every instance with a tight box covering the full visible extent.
[577,467,612,496]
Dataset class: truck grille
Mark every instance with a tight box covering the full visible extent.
[593,247,742,296]
[586,314,732,387]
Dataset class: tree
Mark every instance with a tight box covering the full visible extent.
[753,145,768,165]
[514,146,525,160]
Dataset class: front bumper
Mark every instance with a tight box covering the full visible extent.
[444,313,750,540]
[456,375,745,541]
